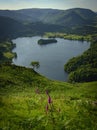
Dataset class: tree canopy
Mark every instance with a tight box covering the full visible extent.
[31,61,40,70]
[64,37,97,82]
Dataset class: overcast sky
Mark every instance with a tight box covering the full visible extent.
[0,0,97,11]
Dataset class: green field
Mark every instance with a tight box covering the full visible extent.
[44,32,93,41]
[0,64,97,130]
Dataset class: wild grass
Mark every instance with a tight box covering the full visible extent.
[0,64,97,130]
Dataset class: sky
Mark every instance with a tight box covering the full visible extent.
[0,0,97,11]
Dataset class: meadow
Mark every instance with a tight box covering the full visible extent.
[0,64,97,130]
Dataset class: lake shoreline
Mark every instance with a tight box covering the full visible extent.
[12,36,90,81]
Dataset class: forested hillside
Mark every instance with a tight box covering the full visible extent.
[14,8,97,27]
[0,8,97,36]
[0,16,64,40]
[64,36,97,82]
[0,16,27,40]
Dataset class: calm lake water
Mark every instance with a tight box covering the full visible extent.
[12,36,90,81]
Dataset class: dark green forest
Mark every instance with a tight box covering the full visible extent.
[64,36,97,82]
[38,39,57,45]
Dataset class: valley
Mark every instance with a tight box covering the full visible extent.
[0,7,97,130]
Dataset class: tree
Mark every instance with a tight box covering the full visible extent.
[31,61,40,70]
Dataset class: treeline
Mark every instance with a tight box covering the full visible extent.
[38,38,57,45]
[64,36,97,82]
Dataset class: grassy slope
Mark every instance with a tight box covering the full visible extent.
[0,64,97,130]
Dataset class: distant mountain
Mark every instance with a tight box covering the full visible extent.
[45,8,97,26]
[15,8,97,27]
[0,8,97,38]
[0,8,97,26]
[15,8,59,22]
[0,10,32,23]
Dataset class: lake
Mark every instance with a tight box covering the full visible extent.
[12,36,90,81]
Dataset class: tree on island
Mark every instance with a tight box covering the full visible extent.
[31,61,40,70]
[38,39,57,45]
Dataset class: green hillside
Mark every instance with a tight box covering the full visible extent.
[0,8,97,36]
[0,7,97,129]
[0,64,97,130]
[64,36,97,82]
[16,8,97,26]
[0,16,27,40]
[0,16,64,40]
[0,10,32,22]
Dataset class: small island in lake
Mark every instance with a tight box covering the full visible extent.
[38,39,57,45]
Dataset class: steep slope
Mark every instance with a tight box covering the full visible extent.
[64,36,97,82]
[0,64,97,129]
[67,8,97,19]
[0,16,64,40]
[0,16,27,40]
